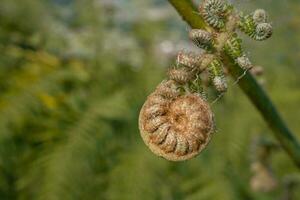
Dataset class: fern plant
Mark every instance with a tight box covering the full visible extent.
[0,0,300,200]
[166,0,300,165]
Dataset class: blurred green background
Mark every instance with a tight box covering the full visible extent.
[0,0,300,199]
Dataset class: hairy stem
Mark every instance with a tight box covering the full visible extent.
[168,0,300,167]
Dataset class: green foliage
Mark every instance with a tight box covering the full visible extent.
[0,0,299,200]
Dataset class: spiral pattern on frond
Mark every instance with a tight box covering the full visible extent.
[189,29,213,50]
[239,14,272,41]
[139,80,214,161]
[254,23,272,41]
[199,0,228,29]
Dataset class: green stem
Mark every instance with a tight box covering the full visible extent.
[168,0,300,167]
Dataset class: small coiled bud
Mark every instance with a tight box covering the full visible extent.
[139,80,215,161]
[168,67,195,84]
[253,9,267,24]
[207,59,227,92]
[176,51,203,70]
[236,55,252,70]
[212,76,227,93]
[254,23,272,41]
[239,14,272,41]
[199,0,228,29]
[189,29,213,50]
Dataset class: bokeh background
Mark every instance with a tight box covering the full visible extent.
[0,0,300,199]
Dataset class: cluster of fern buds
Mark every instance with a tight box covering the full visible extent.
[139,0,272,161]
[172,0,272,94]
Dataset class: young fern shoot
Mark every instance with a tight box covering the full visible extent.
[139,0,273,161]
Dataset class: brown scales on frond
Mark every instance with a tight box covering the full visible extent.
[168,67,195,84]
[139,80,215,161]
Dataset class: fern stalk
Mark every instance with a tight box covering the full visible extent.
[168,0,300,167]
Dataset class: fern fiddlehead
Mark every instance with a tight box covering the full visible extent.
[176,51,203,70]
[199,0,229,29]
[168,67,195,84]
[189,29,213,51]
[239,10,273,41]
[139,0,273,161]
[253,9,268,24]
[139,80,214,161]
